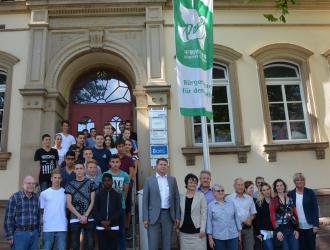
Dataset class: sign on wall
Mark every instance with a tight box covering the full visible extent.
[149,108,168,167]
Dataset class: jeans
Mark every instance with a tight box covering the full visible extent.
[281,227,299,250]
[12,229,39,250]
[43,231,67,250]
[97,229,119,250]
[299,228,316,250]
[214,237,238,250]
[70,221,94,250]
[262,238,274,250]
[119,209,126,250]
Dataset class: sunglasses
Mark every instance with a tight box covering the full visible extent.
[214,189,225,192]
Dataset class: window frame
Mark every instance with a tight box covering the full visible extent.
[264,61,311,143]
[0,51,19,153]
[192,63,236,146]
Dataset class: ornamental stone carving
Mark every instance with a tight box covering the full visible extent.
[89,30,104,49]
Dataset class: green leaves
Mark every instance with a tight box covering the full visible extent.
[255,0,297,23]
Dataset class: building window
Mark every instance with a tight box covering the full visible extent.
[265,62,310,141]
[193,64,235,145]
[109,116,122,137]
[72,70,131,104]
[77,116,95,132]
[0,70,6,145]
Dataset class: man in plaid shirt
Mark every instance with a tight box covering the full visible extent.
[4,176,40,250]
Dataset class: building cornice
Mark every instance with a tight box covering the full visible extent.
[0,1,28,14]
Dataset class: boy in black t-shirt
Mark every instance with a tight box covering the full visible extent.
[34,134,59,191]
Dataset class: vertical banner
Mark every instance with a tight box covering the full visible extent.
[174,0,214,120]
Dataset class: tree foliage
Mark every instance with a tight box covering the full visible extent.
[254,0,297,23]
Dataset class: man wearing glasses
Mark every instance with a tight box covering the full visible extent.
[4,176,40,250]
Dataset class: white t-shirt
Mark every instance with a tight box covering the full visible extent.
[59,133,76,152]
[296,192,313,229]
[40,187,67,232]
[53,146,66,166]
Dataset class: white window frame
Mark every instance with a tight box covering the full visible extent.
[193,63,235,146]
[0,69,6,145]
[265,61,311,143]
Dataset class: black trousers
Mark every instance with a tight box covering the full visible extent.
[299,228,316,250]
[97,229,119,250]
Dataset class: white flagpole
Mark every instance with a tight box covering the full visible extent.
[201,116,211,171]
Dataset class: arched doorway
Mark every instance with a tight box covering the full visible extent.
[69,68,133,136]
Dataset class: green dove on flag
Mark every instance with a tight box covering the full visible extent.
[174,0,213,120]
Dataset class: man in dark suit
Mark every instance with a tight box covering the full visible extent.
[142,158,181,250]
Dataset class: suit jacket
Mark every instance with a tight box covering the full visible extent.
[288,187,319,227]
[142,174,181,224]
[179,191,207,232]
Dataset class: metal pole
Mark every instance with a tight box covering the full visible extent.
[201,116,211,171]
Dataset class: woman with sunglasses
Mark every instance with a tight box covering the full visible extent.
[207,184,241,250]
[255,182,274,250]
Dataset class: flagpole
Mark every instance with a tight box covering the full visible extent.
[201,116,211,171]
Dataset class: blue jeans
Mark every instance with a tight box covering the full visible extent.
[282,227,299,250]
[43,231,67,250]
[262,238,274,250]
[214,237,238,250]
[119,209,126,250]
[12,229,39,250]
[70,222,94,250]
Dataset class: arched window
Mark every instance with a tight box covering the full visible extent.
[109,116,122,137]
[72,70,131,104]
[264,61,309,141]
[193,63,235,144]
[77,116,95,132]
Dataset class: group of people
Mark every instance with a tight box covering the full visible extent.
[4,119,139,250]
[143,165,319,250]
[2,118,320,250]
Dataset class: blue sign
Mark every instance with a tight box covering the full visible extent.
[150,145,168,156]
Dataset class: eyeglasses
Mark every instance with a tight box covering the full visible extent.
[214,189,224,193]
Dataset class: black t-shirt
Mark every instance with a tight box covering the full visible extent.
[180,197,200,234]
[34,148,59,182]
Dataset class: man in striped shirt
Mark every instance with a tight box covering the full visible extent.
[4,176,40,250]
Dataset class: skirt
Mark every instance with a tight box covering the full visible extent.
[179,232,207,250]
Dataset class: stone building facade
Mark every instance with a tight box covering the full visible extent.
[1,0,330,248]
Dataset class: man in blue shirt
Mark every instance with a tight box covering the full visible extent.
[4,176,40,250]
[92,133,111,172]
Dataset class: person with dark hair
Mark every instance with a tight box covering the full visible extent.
[60,151,76,188]
[94,173,121,250]
[59,120,76,152]
[74,131,86,160]
[121,128,138,154]
[68,144,81,161]
[40,169,67,250]
[104,154,130,250]
[270,179,299,250]
[142,158,180,250]
[4,176,40,250]
[82,129,89,142]
[86,128,97,148]
[104,134,117,155]
[34,134,59,191]
[65,162,97,250]
[179,173,207,250]
[207,184,241,250]
[255,182,274,250]
[244,181,255,198]
[124,120,137,141]
[92,133,111,173]
[53,133,66,166]
[288,173,319,250]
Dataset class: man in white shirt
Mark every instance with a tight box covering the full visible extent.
[226,178,256,250]
[58,120,76,152]
[40,169,67,250]
[142,158,180,250]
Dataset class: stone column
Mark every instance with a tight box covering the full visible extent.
[18,9,49,183]
[145,6,166,85]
